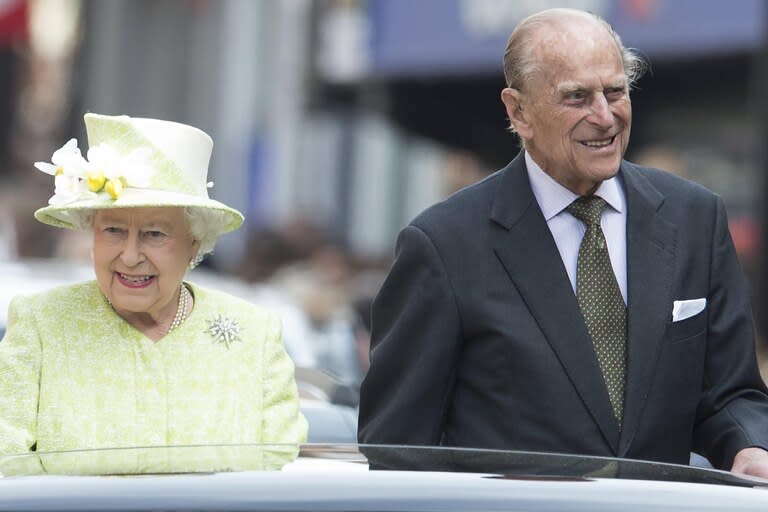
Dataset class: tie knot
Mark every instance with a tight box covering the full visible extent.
[567,195,607,226]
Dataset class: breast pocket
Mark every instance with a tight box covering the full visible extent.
[665,310,707,343]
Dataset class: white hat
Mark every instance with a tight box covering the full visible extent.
[34,113,244,237]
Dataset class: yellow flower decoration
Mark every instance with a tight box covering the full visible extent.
[86,170,106,192]
[105,179,123,199]
[34,139,154,204]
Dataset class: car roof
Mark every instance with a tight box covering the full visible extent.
[0,444,766,511]
[0,444,763,485]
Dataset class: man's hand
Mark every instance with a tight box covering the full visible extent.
[731,447,768,479]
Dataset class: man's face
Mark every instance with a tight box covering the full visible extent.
[504,25,632,195]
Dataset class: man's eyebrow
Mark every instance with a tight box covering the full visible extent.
[605,77,629,89]
[556,79,628,95]
[556,81,586,95]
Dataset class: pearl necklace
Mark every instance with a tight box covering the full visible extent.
[168,284,190,334]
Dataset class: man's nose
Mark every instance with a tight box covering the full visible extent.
[587,95,613,128]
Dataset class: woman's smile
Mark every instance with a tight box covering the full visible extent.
[115,272,155,288]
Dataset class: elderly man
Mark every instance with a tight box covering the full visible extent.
[358,8,768,478]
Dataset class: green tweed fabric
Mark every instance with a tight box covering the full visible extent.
[0,281,308,462]
[567,196,627,425]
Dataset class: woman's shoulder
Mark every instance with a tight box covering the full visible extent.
[11,280,101,308]
[6,281,104,331]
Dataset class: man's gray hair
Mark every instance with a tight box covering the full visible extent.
[503,9,647,92]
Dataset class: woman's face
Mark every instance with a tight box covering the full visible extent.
[92,207,199,320]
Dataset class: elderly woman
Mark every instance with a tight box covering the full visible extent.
[0,113,307,457]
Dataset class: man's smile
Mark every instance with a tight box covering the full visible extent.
[579,135,616,148]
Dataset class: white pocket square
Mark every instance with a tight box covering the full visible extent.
[672,298,706,322]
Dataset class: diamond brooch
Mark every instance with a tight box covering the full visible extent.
[206,314,242,348]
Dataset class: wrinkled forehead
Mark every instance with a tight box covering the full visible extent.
[529,11,615,47]
[94,207,188,227]
[528,22,625,84]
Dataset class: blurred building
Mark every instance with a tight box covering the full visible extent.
[306,0,768,334]
[1,0,767,334]
[309,0,765,258]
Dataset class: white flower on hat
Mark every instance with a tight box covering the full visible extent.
[49,174,93,206]
[34,139,93,205]
[85,144,153,199]
[34,138,86,177]
[35,139,154,203]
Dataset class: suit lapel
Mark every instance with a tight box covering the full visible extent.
[617,162,677,456]
[491,154,620,451]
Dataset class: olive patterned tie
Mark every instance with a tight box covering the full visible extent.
[567,195,627,425]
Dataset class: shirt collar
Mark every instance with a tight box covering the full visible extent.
[524,151,625,221]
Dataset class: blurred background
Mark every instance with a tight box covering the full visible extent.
[1,0,767,391]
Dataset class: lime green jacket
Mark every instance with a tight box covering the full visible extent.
[0,281,308,456]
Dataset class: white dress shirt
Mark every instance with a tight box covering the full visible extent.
[524,152,627,304]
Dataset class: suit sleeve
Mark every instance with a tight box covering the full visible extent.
[358,224,463,445]
[693,196,768,469]
[0,296,41,455]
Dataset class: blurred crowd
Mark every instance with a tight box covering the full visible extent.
[234,217,390,389]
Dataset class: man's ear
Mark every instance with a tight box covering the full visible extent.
[500,88,532,138]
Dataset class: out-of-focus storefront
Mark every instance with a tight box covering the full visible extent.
[311,0,768,337]
[1,0,767,343]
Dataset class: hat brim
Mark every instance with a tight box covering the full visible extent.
[34,188,244,236]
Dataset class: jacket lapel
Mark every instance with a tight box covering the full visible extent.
[617,163,677,456]
[490,154,620,451]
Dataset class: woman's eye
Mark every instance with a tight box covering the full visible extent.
[145,230,167,238]
[104,227,124,234]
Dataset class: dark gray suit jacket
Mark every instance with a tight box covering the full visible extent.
[358,152,768,470]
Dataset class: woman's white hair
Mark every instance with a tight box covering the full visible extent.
[184,207,228,267]
[71,206,227,267]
